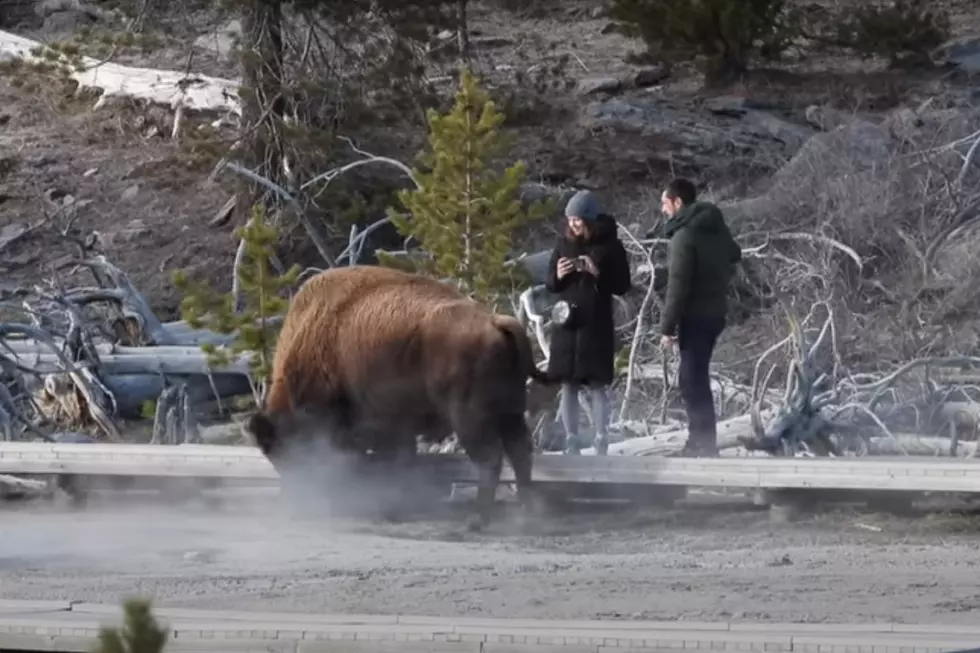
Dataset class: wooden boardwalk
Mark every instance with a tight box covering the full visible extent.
[2,442,980,494]
[0,599,977,652]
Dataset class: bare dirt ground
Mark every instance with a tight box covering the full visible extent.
[3,491,980,624]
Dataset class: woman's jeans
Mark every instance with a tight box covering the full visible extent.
[558,383,610,455]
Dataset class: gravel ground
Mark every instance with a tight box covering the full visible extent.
[2,489,980,625]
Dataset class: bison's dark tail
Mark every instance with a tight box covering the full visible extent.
[245,412,279,458]
[492,314,555,385]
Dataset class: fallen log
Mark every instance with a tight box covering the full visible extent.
[593,424,978,458]
[15,350,251,376]
[0,30,241,118]
[99,374,252,419]
[0,473,49,501]
[582,412,772,457]
[865,434,978,457]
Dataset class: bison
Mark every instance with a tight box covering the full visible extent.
[245,265,552,530]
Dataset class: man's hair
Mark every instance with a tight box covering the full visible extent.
[664,178,697,205]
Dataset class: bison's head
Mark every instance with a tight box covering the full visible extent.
[245,407,338,467]
[245,412,280,458]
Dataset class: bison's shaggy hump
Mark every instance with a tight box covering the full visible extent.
[247,265,545,530]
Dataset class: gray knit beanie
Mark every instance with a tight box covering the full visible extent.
[564,189,601,222]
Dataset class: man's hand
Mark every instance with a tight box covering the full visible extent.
[556,257,575,279]
[579,255,598,276]
[660,335,677,351]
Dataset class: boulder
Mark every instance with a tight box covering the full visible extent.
[934,35,980,75]
[193,19,242,59]
[633,65,669,88]
[576,76,623,96]
[580,96,815,171]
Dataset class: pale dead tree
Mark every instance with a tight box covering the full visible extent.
[0,255,262,449]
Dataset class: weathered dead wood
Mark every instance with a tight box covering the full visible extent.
[1,323,121,440]
[0,473,49,500]
[18,349,251,376]
[101,374,251,419]
[0,251,267,441]
[150,383,202,445]
[0,30,241,120]
[75,256,177,346]
[582,411,774,456]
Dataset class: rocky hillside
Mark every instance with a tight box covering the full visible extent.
[2,0,980,369]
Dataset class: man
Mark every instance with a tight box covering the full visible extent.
[657,178,741,457]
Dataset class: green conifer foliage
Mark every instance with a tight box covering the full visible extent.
[609,0,798,85]
[380,67,552,306]
[93,598,168,653]
[172,204,300,395]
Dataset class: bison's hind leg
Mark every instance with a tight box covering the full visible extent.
[500,418,536,514]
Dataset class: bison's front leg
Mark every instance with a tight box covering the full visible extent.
[458,436,504,532]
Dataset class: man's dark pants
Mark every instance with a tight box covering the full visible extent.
[677,316,726,454]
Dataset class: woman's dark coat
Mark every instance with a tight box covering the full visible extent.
[545,214,632,386]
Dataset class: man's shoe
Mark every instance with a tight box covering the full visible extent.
[593,437,609,456]
[563,437,581,455]
[671,442,719,458]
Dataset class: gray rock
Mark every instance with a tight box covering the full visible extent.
[955,54,980,75]
[934,35,980,74]
[102,219,151,246]
[768,120,892,194]
[43,187,70,202]
[600,21,620,35]
[519,182,575,212]
[580,98,649,131]
[193,19,242,58]
[804,105,853,131]
[580,97,814,168]
[704,96,750,116]
[24,152,56,168]
[120,184,140,201]
[0,0,35,28]
[935,35,980,61]
[0,155,17,176]
[35,0,76,17]
[742,110,814,151]
[576,76,623,96]
[471,35,513,48]
[42,9,93,34]
[633,65,669,88]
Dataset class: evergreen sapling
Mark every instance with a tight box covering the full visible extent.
[380,67,552,307]
[92,597,168,653]
[172,203,300,403]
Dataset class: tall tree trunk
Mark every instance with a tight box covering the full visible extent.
[456,0,470,66]
[236,0,286,221]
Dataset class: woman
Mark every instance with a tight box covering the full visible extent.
[545,189,632,455]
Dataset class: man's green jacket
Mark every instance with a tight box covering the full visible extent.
[658,200,742,337]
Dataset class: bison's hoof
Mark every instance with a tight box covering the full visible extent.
[465,514,486,532]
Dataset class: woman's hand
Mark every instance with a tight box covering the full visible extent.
[556,257,575,279]
[579,255,598,276]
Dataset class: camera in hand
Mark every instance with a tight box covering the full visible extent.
[572,257,587,271]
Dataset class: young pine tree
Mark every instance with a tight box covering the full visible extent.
[172,203,300,402]
[93,597,168,653]
[380,67,552,307]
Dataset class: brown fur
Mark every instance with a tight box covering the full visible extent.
[246,265,551,530]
